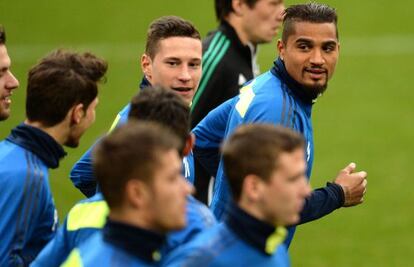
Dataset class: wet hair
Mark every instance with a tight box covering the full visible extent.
[282,2,338,43]
[145,16,201,59]
[26,49,107,126]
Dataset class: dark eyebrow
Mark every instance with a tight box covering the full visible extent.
[295,38,313,45]
[322,40,338,46]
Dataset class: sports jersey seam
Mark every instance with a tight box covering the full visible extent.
[26,157,44,240]
[9,151,32,262]
[285,91,294,128]
[289,93,298,129]
[19,153,39,249]
[280,84,287,126]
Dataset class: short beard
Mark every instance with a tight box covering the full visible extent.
[64,136,80,148]
[303,82,328,99]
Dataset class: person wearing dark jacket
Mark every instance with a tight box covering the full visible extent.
[191,0,285,204]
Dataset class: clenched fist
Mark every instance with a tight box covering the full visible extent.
[334,162,368,207]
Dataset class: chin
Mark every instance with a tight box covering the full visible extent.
[168,220,186,231]
[64,139,80,148]
[0,111,10,121]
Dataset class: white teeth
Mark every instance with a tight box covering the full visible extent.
[1,96,11,104]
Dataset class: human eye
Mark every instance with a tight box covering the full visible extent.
[297,42,310,51]
[166,60,180,67]
[189,61,201,69]
[0,69,6,78]
[323,44,336,53]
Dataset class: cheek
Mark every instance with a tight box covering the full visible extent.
[192,70,202,83]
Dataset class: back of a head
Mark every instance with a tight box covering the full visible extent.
[214,0,258,21]
[26,49,108,126]
[0,25,6,45]
[222,124,305,201]
[145,16,201,59]
[281,2,338,43]
[128,87,190,154]
[93,121,181,209]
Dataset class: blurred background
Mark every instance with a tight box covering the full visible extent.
[1,0,413,266]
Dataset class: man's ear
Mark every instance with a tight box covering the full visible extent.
[277,39,285,61]
[70,103,85,125]
[242,174,265,202]
[182,133,195,157]
[125,179,150,209]
[232,0,245,16]
[141,53,153,82]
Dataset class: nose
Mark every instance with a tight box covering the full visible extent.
[182,177,195,196]
[6,71,19,90]
[309,49,325,66]
[178,65,191,83]
[301,177,312,198]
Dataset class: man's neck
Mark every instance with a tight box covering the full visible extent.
[238,198,269,224]
[108,209,164,234]
[24,119,67,146]
[225,16,251,46]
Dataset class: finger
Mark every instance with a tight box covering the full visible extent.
[362,179,368,187]
[357,171,368,179]
[342,162,356,174]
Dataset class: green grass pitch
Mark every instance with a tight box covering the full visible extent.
[1,0,413,266]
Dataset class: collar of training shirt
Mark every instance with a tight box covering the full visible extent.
[271,57,318,105]
[6,123,66,169]
[219,21,255,67]
[103,218,166,263]
[224,202,287,255]
[139,76,152,91]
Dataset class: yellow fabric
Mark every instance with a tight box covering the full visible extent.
[66,201,109,231]
[108,114,121,133]
[236,82,255,118]
[265,226,287,255]
[61,249,83,267]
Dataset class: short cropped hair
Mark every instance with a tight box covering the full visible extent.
[93,121,181,209]
[26,49,107,126]
[282,2,338,43]
[128,87,190,155]
[222,124,305,201]
[145,16,201,59]
[0,25,5,45]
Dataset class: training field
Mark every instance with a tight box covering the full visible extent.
[1,0,413,266]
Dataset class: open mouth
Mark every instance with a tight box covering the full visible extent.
[0,95,11,105]
[172,87,193,92]
[304,68,327,80]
